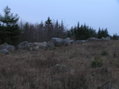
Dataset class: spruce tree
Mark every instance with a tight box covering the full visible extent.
[70,23,97,40]
[45,17,53,40]
[0,6,21,45]
[97,28,109,38]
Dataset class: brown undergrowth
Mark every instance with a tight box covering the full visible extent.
[0,40,119,89]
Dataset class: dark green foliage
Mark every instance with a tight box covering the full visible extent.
[0,6,116,44]
[68,23,97,40]
[91,57,103,68]
[68,22,111,40]
[97,28,109,38]
[111,34,119,40]
[0,6,21,45]
[45,17,52,25]
[101,50,108,56]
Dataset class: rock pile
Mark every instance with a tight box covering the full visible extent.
[51,37,74,46]
[0,43,15,54]
[17,37,74,51]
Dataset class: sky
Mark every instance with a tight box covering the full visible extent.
[0,0,119,35]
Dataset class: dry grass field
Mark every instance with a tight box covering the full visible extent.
[0,40,119,89]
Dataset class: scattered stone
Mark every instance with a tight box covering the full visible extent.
[47,41,55,49]
[34,42,48,49]
[51,37,64,46]
[0,43,15,52]
[0,49,9,55]
[74,40,88,44]
[30,43,39,51]
[51,37,74,46]
[29,42,48,51]
[101,37,111,40]
[17,41,30,50]
[88,37,100,41]
[63,37,74,46]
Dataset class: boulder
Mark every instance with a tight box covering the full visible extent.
[47,41,55,49]
[101,37,111,40]
[63,37,74,46]
[0,43,15,52]
[17,41,30,50]
[30,42,48,50]
[51,37,74,46]
[88,37,100,41]
[34,42,48,48]
[51,37,64,46]
[39,42,48,48]
[0,49,9,55]
[74,40,88,44]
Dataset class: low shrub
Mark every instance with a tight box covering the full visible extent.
[91,57,103,68]
[101,50,108,56]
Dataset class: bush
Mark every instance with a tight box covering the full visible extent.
[91,57,103,68]
[101,50,108,56]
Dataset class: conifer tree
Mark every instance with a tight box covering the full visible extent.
[0,6,21,45]
[97,28,109,38]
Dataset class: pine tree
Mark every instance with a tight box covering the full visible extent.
[70,23,97,40]
[112,34,119,40]
[45,17,52,25]
[97,28,109,38]
[45,17,54,40]
[0,6,21,45]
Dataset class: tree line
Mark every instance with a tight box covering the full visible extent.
[19,17,66,42]
[67,23,110,40]
[0,6,119,45]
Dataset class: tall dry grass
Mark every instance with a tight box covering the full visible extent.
[0,40,119,89]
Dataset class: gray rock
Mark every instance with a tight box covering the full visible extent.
[51,37,74,46]
[51,37,64,46]
[88,37,100,41]
[17,41,29,50]
[34,42,48,48]
[27,43,33,51]
[74,40,88,44]
[29,42,48,50]
[63,37,74,46]
[39,42,48,48]
[101,37,111,40]
[0,49,9,55]
[0,43,15,52]
[47,41,55,49]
